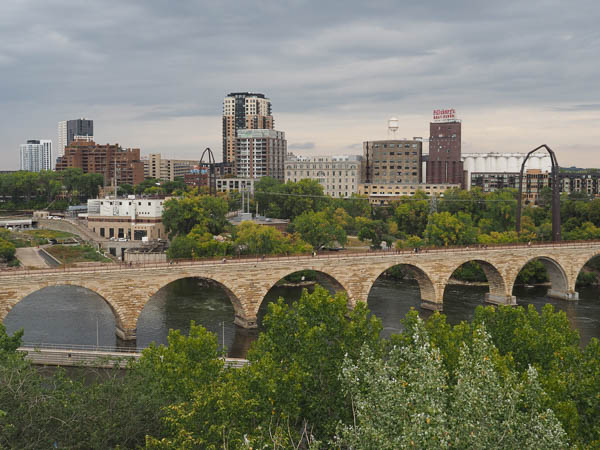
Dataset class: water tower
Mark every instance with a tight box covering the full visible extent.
[388,117,399,138]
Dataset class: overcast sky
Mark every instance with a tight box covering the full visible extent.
[1,0,599,168]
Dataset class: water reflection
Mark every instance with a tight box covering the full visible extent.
[4,286,117,347]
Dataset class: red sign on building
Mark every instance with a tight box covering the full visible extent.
[433,108,456,122]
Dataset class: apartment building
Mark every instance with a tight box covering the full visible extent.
[223,92,273,166]
[142,153,197,181]
[20,139,53,172]
[235,129,286,180]
[56,140,144,185]
[285,154,362,197]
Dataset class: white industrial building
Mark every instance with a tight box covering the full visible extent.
[461,151,552,189]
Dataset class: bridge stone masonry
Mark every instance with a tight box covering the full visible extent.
[1,241,599,342]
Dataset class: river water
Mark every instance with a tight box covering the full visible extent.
[4,275,600,358]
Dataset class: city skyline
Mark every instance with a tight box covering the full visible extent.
[1,1,599,169]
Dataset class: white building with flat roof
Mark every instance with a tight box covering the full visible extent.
[87,196,166,241]
[285,154,362,198]
[461,151,552,189]
[20,140,52,172]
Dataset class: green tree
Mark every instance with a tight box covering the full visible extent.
[233,221,311,256]
[246,285,383,439]
[564,221,600,240]
[338,320,567,449]
[394,191,429,237]
[292,210,347,249]
[395,234,424,250]
[424,211,477,246]
[162,193,228,238]
[0,238,16,262]
[254,177,329,220]
[356,217,392,249]
[0,323,22,357]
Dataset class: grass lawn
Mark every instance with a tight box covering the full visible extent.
[0,229,78,247]
[23,229,77,241]
[46,245,111,264]
[345,235,370,250]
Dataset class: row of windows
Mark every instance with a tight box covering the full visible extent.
[371,143,418,149]
[374,171,419,176]
[101,201,162,206]
[373,166,418,169]
[286,171,357,176]
[287,164,358,169]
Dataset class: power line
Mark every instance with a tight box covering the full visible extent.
[254,190,594,204]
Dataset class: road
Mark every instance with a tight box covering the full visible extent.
[15,247,52,268]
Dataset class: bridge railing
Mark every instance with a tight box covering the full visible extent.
[2,239,599,277]
[20,342,142,353]
[18,345,250,369]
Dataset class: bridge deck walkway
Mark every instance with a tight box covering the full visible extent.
[1,239,597,279]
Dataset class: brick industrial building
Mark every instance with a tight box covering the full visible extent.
[426,109,464,187]
[56,140,144,185]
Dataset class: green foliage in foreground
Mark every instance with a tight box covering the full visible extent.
[338,324,567,449]
[0,237,16,263]
[2,291,600,448]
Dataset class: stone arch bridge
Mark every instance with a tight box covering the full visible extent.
[1,241,599,341]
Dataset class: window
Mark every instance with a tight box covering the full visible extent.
[100,228,105,237]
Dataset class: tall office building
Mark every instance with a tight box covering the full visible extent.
[426,109,463,186]
[58,118,94,155]
[362,139,422,184]
[20,140,53,172]
[223,92,273,165]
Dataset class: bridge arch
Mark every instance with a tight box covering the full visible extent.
[141,275,247,329]
[444,259,514,306]
[510,256,575,300]
[574,251,600,288]
[367,263,439,309]
[258,269,351,318]
[2,283,126,340]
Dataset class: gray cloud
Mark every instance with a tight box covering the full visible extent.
[288,142,316,150]
[552,104,600,112]
[1,0,599,167]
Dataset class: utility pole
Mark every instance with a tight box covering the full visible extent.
[241,188,245,214]
[429,194,438,214]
